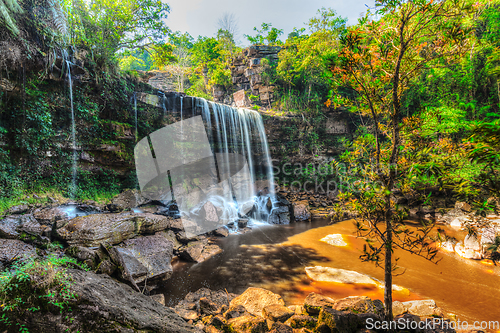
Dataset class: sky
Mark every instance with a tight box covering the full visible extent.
[164,0,376,45]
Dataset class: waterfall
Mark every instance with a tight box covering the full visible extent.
[63,51,77,198]
[199,99,275,222]
[135,93,276,234]
[133,93,138,142]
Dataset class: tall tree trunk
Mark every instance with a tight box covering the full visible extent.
[384,207,393,320]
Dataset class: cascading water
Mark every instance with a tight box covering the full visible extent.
[135,93,276,231]
[63,51,77,198]
[133,93,138,142]
[199,99,276,223]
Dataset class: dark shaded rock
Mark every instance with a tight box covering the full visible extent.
[207,315,226,330]
[8,204,29,214]
[0,215,24,239]
[268,194,294,225]
[284,315,317,330]
[230,287,285,317]
[199,290,231,316]
[317,307,358,333]
[262,304,294,322]
[238,218,248,228]
[156,229,183,253]
[55,213,173,246]
[269,323,293,333]
[96,258,117,276]
[150,293,165,306]
[109,234,174,285]
[175,308,200,321]
[224,304,249,319]
[227,315,267,333]
[110,189,149,211]
[66,246,98,268]
[0,239,36,264]
[17,215,51,238]
[213,226,229,237]
[303,293,335,315]
[13,269,194,332]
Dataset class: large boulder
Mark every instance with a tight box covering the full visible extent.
[230,287,285,317]
[55,213,173,246]
[109,234,174,285]
[293,201,311,221]
[11,269,195,332]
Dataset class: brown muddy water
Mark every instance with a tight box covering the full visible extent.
[160,218,500,324]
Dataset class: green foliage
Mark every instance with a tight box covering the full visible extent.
[67,0,171,69]
[0,254,83,329]
[245,23,283,45]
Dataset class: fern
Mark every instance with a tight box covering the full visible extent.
[0,0,19,35]
[49,0,68,37]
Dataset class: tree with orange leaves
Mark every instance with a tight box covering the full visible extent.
[328,0,476,320]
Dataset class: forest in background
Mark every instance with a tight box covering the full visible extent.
[0,0,499,211]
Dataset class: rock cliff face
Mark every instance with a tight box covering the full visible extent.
[224,45,281,106]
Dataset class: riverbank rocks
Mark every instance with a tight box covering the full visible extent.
[55,212,173,246]
[268,195,294,225]
[109,234,174,286]
[293,201,311,221]
[174,287,452,333]
[179,240,223,263]
[12,269,194,333]
[230,287,285,317]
